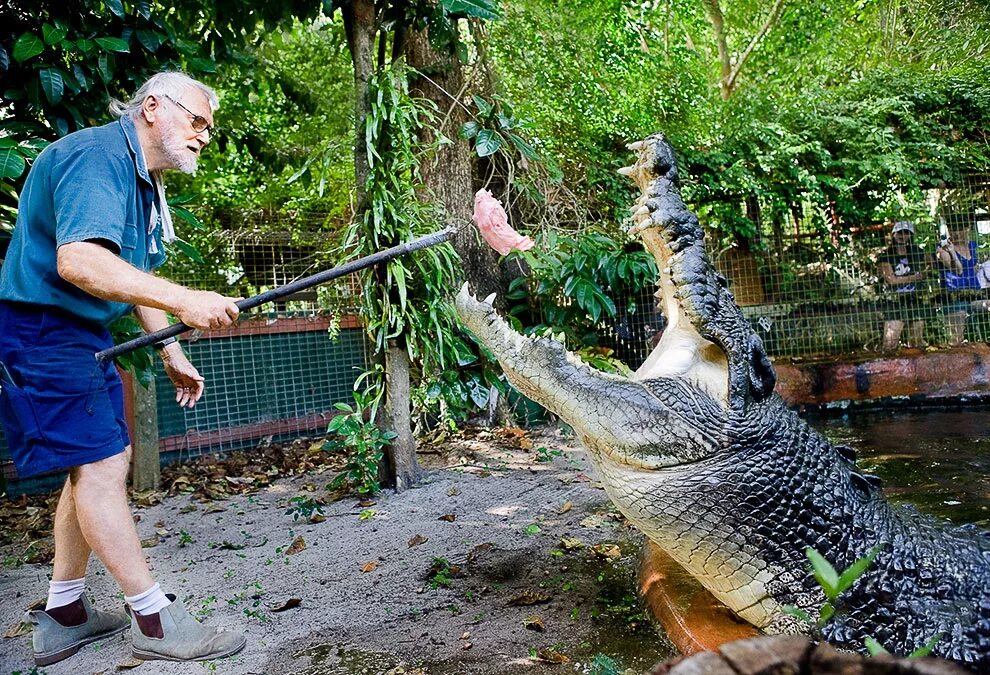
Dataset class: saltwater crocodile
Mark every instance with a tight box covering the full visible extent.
[455,134,990,669]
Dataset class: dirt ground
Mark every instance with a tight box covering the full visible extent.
[0,426,678,675]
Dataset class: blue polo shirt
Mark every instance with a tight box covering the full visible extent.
[0,117,167,326]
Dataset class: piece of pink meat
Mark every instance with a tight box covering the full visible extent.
[473,189,534,255]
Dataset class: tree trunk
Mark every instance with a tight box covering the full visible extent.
[343,1,421,492]
[404,26,508,301]
[342,0,376,201]
[383,341,420,490]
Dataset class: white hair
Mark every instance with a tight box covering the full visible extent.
[109,72,219,119]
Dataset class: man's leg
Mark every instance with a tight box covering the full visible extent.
[946,311,967,346]
[882,319,903,352]
[51,477,92,582]
[70,447,246,662]
[908,320,926,348]
[68,447,154,596]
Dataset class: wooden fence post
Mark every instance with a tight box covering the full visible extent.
[129,375,161,491]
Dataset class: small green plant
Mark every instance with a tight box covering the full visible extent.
[285,495,325,522]
[429,557,454,589]
[865,633,942,658]
[784,546,881,627]
[325,392,396,496]
[784,545,940,658]
[535,446,563,463]
[196,595,217,619]
[178,530,194,547]
[523,523,541,536]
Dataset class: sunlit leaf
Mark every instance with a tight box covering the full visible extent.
[13,34,44,63]
[94,37,130,53]
[171,237,204,263]
[42,23,68,46]
[475,129,501,157]
[0,147,26,180]
[442,0,500,20]
[805,548,839,597]
[864,636,888,656]
[39,68,64,105]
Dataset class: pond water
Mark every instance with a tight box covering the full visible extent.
[809,407,990,528]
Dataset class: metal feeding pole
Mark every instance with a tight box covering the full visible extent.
[95,227,456,364]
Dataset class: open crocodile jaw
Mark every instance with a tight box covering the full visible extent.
[456,135,990,665]
[453,134,789,631]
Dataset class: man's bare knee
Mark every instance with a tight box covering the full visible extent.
[70,448,131,488]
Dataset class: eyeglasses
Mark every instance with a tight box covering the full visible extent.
[162,94,215,136]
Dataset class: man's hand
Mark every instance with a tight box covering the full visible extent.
[160,345,205,408]
[175,290,241,331]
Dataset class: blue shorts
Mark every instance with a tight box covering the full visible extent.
[0,302,129,479]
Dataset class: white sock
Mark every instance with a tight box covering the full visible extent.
[46,577,86,610]
[125,583,172,616]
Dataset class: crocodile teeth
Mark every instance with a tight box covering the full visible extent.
[633,205,650,217]
[617,166,636,177]
[626,141,645,151]
[483,292,497,307]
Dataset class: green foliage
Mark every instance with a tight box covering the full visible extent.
[428,556,454,588]
[182,16,356,217]
[108,315,156,387]
[460,94,540,165]
[783,545,880,627]
[341,63,506,426]
[506,228,656,369]
[325,392,397,495]
[285,495,326,522]
[781,544,940,658]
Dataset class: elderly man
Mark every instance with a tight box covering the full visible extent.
[0,72,246,665]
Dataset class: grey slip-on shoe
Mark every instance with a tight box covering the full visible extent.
[129,594,247,662]
[27,595,129,666]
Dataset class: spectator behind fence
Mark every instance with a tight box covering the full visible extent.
[0,72,246,665]
[878,220,933,352]
[936,217,990,346]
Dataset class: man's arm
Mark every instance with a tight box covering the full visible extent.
[133,305,205,408]
[57,241,239,330]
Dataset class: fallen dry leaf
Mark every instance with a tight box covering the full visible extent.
[408,534,428,548]
[560,537,584,551]
[179,504,197,513]
[592,543,621,559]
[467,542,493,562]
[523,615,544,631]
[438,514,456,522]
[116,656,145,669]
[447,486,461,497]
[536,647,570,664]
[361,560,379,573]
[507,590,552,606]
[309,513,326,524]
[558,501,573,514]
[357,499,377,507]
[579,514,607,529]
[460,631,471,640]
[4,620,31,638]
[139,535,159,549]
[271,598,302,612]
[286,536,306,555]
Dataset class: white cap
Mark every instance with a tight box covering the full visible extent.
[892,221,915,234]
